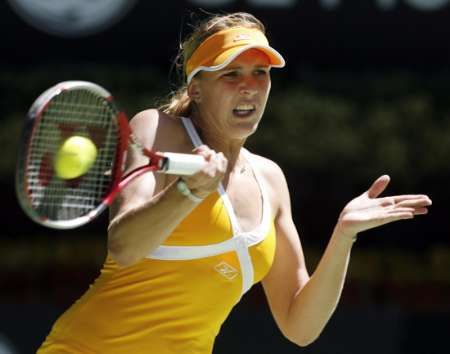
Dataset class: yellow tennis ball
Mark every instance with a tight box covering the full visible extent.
[54,136,97,179]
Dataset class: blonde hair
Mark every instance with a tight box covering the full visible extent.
[160,12,266,117]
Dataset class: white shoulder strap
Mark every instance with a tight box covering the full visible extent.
[180,117,203,148]
[242,149,271,236]
[180,117,241,234]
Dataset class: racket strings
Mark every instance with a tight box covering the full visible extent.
[26,88,119,221]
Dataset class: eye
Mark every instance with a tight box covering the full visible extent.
[254,68,269,76]
[222,71,239,79]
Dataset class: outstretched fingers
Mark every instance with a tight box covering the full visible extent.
[392,194,425,200]
[378,195,431,219]
[367,175,391,199]
[373,207,416,227]
[396,196,431,208]
[336,177,432,239]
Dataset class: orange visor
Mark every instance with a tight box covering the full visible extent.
[185,27,285,83]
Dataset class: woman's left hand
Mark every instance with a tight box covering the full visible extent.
[334,175,432,241]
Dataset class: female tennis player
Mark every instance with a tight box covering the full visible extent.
[38,12,431,353]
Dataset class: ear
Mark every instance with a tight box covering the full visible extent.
[187,81,202,103]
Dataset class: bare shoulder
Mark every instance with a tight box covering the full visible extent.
[246,151,287,188]
[129,109,190,152]
[129,109,179,129]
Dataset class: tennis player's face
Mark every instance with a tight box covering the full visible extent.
[192,49,272,140]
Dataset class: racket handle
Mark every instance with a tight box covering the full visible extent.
[160,152,206,175]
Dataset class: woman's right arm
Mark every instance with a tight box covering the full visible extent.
[107,110,226,267]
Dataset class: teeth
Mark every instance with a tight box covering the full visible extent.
[235,104,255,111]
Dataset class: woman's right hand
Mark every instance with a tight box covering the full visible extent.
[181,145,228,199]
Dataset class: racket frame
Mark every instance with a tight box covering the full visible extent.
[16,81,206,229]
[16,81,125,229]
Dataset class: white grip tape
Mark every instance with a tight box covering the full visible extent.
[162,152,206,175]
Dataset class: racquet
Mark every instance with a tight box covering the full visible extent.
[15,81,206,229]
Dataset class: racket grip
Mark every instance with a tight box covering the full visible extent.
[161,152,206,175]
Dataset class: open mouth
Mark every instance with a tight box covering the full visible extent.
[232,104,256,118]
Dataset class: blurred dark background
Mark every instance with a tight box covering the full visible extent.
[1,0,449,353]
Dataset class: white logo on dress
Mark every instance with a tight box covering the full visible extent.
[215,261,239,280]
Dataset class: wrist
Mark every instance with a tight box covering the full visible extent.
[332,225,358,245]
[176,178,204,203]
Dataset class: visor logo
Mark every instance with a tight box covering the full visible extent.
[233,34,251,42]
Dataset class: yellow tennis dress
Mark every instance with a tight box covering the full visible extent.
[38,118,277,354]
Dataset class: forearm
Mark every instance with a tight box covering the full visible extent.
[268,174,431,347]
[285,231,355,345]
[108,180,201,266]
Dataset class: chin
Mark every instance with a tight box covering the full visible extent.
[230,121,259,140]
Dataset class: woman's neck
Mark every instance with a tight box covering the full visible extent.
[203,130,245,172]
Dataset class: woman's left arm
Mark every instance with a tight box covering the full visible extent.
[262,166,431,347]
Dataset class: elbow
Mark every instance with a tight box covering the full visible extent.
[108,239,140,268]
[282,325,321,347]
[285,332,319,347]
[107,225,141,268]
[290,335,319,347]
[108,246,141,268]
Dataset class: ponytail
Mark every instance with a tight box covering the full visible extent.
[159,86,194,117]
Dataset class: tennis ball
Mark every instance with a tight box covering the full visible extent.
[54,136,97,179]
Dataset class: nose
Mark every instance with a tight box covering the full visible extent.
[239,87,257,96]
[238,77,258,97]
